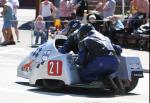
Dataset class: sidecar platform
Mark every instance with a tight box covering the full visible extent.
[70,81,104,88]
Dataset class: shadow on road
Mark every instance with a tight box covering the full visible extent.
[18,21,34,30]
[15,81,140,98]
[15,82,36,87]
[27,86,140,98]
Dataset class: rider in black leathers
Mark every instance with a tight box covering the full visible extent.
[77,24,120,82]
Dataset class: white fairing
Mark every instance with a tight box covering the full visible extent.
[17,55,32,79]
[17,39,143,86]
[17,40,80,85]
[117,54,143,81]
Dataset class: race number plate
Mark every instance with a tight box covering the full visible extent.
[48,60,62,76]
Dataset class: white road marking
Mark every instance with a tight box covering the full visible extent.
[0,62,19,66]
[0,47,31,66]
[0,87,34,95]
[0,58,20,66]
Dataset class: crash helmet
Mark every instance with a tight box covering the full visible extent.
[67,20,81,35]
[78,23,95,40]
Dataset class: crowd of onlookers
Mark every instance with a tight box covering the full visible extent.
[35,0,118,45]
[38,0,117,26]
[0,0,149,48]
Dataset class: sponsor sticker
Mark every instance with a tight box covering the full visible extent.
[48,60,62,76]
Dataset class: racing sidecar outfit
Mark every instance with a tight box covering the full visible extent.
[77,30,120,82]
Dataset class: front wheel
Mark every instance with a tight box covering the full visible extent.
[42,79,65,91]
[124,77,139,93]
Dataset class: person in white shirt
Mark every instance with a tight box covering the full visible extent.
[39,0,56,41]
[39,0,56,28]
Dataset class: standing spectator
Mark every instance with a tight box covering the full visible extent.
[39,0,56,29]
[54,0,61,8]
[34,15,46,45]
[74,0,88,20]
[0,0,15,46]
[59,0,74,21]
[39,0,56,41]
[96,0,116,18]
[9,0,20,42]
[54,0,61,18]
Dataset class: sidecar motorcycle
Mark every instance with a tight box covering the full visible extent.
[17,38,144,94]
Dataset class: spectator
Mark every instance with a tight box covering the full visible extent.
[127,0,149,32]
[0,0,15,46]
[59,0,74,21]
[39,0,56,41]
[95,0,105,13]
[74,0,88,20]
[130,0,138,15]
[88,14,97,29]
[106,16,125,44]
[87,11,104,32]
[9,0,20,42]
[54,0,61,18]
[34,15,46,45]
[54,0,61,8]
[39,0,56,29]
[96,0,116,18]
[57,20,69,36]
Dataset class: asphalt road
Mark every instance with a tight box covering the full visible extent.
[0,29,149,103]
[0,46,149,103]
[0,8,149,103]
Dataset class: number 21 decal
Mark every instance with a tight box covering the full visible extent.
[48,60,62,76]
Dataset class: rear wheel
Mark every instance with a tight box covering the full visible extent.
[42,79,65,91]
[124,77,139,93]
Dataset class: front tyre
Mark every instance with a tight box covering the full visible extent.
[42,79,65,91]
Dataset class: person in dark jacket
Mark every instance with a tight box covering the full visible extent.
[58,20,82,54]
[77,24,120,82]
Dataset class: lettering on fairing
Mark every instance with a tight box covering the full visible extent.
[129,63,140,69]
[42,50,52,61]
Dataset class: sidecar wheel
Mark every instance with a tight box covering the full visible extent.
[125,77,139,93]
[42,79,65,90]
